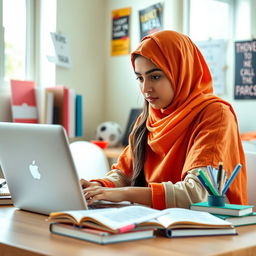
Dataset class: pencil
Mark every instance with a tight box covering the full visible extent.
[222,164,242,195]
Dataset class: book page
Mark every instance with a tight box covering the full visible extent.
[156,208,232,228]
[52,206,162,231]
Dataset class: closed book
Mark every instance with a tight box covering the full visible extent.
[49,223,155,244]
[158,227,237,238]
[45,86,70,136]
[214,212,256,227]
[44,91,54,124]
[190,202,253,216]
[35,87,45,124]
[10,79,38,123]
[0,195,13,205]
[68,88,76,138]
[75,94,83,137]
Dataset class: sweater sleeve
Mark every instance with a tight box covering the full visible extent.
[149,168,208,209]
[90,169,131,187]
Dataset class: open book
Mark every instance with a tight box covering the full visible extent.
[48,205,234,234]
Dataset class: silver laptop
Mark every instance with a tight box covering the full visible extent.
[0,122,88,215]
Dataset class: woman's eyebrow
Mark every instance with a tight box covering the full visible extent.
[135,68,162,75]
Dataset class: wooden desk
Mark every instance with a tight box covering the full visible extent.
[1,206,256,256]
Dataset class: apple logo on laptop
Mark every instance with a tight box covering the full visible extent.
[29,160,41,180]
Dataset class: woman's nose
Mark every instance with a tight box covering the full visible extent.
[141,80,152,93]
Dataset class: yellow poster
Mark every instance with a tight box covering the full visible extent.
[111,8,131,56]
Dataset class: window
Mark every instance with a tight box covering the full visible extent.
[0,0,56,87]
[234,0,250,40]
[189,0,231,41]
[1,0,32,85]
[38,0,56,87]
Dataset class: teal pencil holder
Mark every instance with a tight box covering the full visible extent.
[208,195,226,207]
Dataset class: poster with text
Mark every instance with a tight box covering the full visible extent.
[196,40,226,95]
[48,32,72,68]
[234,40,256,99]
[139,3,163,40]
[111,8,131,56]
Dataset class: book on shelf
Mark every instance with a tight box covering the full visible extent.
[75,94,83,137]
[50,223,155,244]
[44,91,54,124]
[45,86,68,128]
[35,87,46,124]
[10,79,38,123]
[214,212,256,227]
[45,86,76,138]
[190,201,254,216]
[48,205,234,235]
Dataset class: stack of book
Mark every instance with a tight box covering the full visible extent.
[190,202,256,227]
[10,80,83,138]
[48,205,237,244]
[0,178,12,205]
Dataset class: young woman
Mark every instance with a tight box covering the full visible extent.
[82,30,248,209]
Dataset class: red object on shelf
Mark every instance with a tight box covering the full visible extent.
[91,140,109,149]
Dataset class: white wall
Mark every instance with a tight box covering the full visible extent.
[56,0,106,139]
[104,0,256,134]
[104,0,184,133]
[1,0,255,138]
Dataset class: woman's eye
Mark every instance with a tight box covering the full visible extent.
[136,76,143,82]
[151,74,161,80]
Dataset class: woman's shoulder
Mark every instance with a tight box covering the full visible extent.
[202,101,233,115]
[199,101,236,123]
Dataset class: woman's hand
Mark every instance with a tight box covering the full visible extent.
[80,179,102,189]
[83,186,152,206]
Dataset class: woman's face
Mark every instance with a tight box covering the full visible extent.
[134,55,174,109]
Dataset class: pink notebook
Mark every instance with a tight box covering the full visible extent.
[10,80,38,123]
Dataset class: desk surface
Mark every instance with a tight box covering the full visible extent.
[1,206,256,256]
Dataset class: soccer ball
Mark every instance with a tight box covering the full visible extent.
[96,121,123,147]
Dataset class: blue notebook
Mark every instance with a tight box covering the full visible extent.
[75,94,83,137]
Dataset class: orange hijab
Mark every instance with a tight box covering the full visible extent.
[113,30,247,204]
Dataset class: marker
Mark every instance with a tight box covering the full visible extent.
[222,164,242,195]
[217,162,223,191]
[197,174,213,195]
[198,169,219,196]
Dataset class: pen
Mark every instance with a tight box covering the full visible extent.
[207,165,218,190]
[198,169,219,196]
[197,174,213,195]
[217,162,223,191]
[222,164,242,195]
[0,180,7,188]
[218,169,226,195]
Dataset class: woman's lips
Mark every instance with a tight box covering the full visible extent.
[146,96,158,103]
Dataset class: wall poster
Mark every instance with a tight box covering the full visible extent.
[139,3,163,40]
[111,8,131,56]
[196,40,226,95]
[234,40,256,99]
